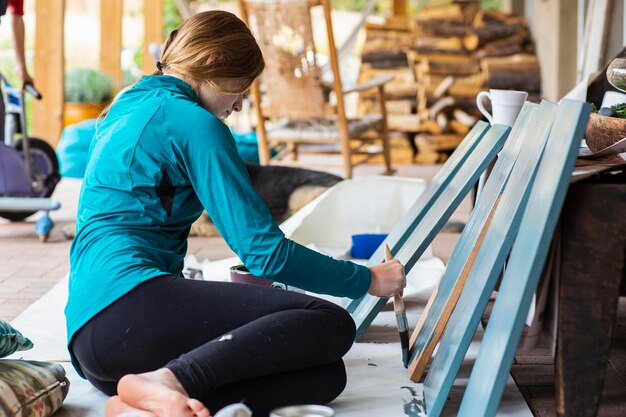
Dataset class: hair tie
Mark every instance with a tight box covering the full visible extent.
[156,61,163,71]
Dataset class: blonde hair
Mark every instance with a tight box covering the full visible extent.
[101,10,264,118]
[155,10,264,93]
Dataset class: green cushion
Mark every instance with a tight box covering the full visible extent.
[0,320,33,358]
[0,360,70,417]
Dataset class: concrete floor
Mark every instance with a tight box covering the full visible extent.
[1,148,624,416]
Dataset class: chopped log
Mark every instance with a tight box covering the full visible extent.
[385,99,414,114]
[426,96,481,114]
[450,119,471,135]
[428,96,455,118]
[481,54,541,91]
[436,112,448,130]
[478,42,523,60]
[361,98,414,115]
[388,114,420,132]
[360,66,414,85]
[361,51,409,68]
[423,73,485,98]
[415,133,464,152]
[415,21,471,38]
[432,76,455,98]
[472,9,528,28]
[358,67,417,100]
[413,1,480,25]
[366,15,411,31]
[415,36,464,51]
[419,58,481,76]
[411,51,473,63]
[453,108,478,126]
[474,30,528,56]
[417,119,442,134]
[463,23,526,51]
[365,31,414,50]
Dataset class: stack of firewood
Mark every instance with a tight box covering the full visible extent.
[358,1,541,162]
[358,17,419,135]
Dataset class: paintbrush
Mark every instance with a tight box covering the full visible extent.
[385,244,410,368]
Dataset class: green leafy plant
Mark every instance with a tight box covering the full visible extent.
[610,102,626,118]
[64,68,114,103]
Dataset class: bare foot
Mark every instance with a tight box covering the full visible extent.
[117,368,210,417]
[105,395,156,417]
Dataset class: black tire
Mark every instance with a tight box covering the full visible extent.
[0,137,61,221]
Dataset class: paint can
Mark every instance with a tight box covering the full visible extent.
[269,405,334,417]
[229,265,272,286]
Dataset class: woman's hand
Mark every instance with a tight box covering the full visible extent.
[367,258,406,298]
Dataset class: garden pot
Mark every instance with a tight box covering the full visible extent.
[64,102,105,127]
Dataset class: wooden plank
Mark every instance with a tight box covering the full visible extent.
[348,122,492,336]
[144,0,164,75]
[100,0,123,88]
[409,196,500,381]
[407,103,539,382]
[555,182,626,417]
[348,122,510,339]
[33,0,65,147]
[455,99,591,417]
[422,101,563,417]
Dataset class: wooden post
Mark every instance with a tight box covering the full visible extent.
[393,0,406,17]
[100,0,123,89]
[501,0,525,15]
[530,0,578,100]
[143,0,164,75]
[33,0,65,147]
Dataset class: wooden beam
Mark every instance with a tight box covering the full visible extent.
[33,0,65,147]
[143,0,164,75]
[100,0,123,88]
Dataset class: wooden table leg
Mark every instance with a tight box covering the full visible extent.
[556,182,626,417]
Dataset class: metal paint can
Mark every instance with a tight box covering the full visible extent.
[270,405,334,417]
[229,264,272,286]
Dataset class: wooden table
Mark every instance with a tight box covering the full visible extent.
[555,170,626,417]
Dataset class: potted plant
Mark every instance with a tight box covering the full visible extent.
[64,68,115,126]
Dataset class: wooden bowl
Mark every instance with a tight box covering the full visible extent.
[585,112,626,152]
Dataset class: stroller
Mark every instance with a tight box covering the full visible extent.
[0,75,61,241]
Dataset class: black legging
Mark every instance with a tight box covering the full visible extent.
[70,275,356,416]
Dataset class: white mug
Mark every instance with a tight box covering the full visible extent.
[476,89,528,127]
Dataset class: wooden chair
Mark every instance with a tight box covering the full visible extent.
[236,0,394,179]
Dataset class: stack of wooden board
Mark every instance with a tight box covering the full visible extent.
[357,1,541,163]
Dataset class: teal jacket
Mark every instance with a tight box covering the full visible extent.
[65,75,371,374]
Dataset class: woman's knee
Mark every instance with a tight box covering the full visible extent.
[309,299,356,355]
[314,360,348,404]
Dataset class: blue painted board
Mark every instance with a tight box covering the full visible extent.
[407,103,539,378]
[456,99,591,417]
[348,123,510,340]
[346,122,489,309]
[423,100,560,417]
[346,122,492,337]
